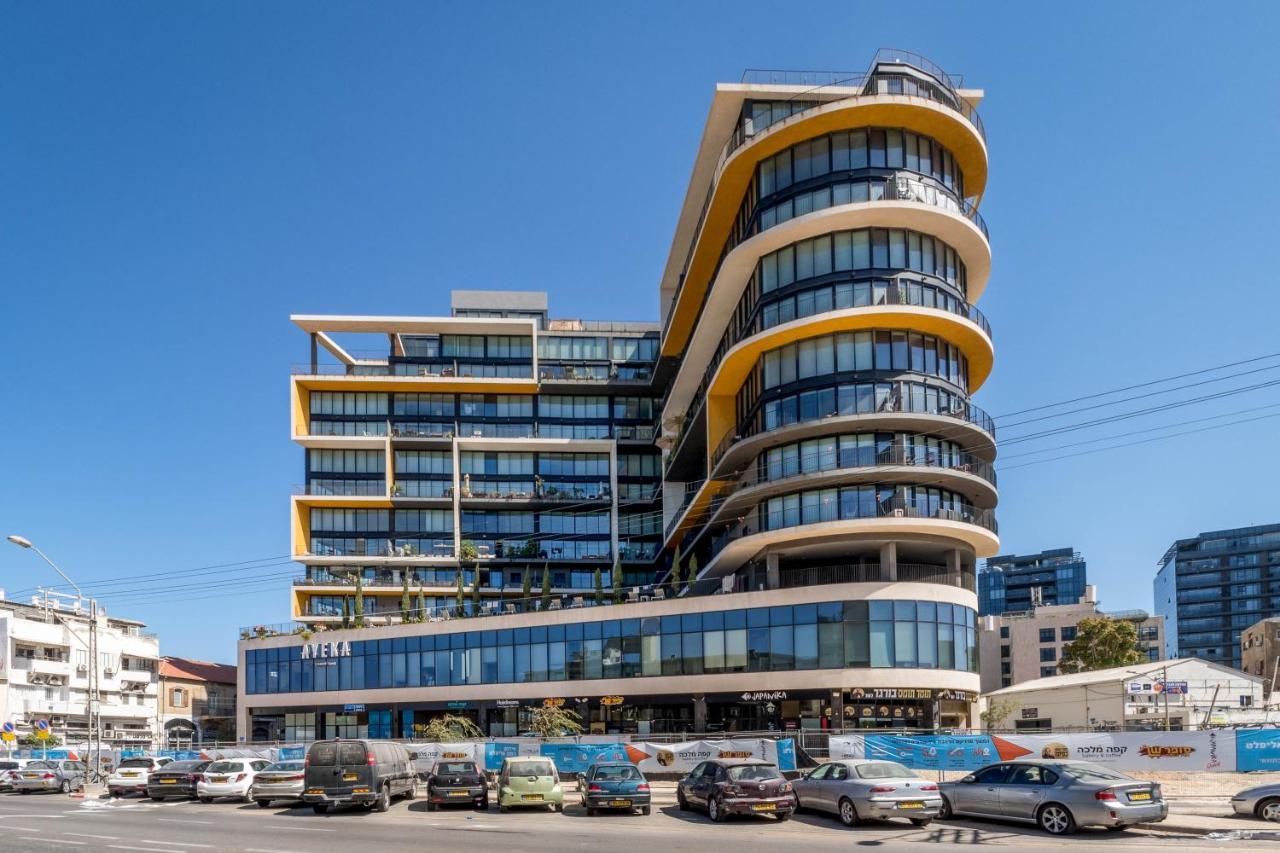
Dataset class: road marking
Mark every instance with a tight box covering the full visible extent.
[21,839,86,846]
[260,824,335,832]
[0,826,43,832]
[140,843,214,849]
[155,818,214,825]
[65,834,121,840]
[245,849,311,853]
[107,846,187,853]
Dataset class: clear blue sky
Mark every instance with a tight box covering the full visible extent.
[4,1,1279,663]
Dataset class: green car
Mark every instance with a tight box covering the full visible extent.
[497,757,564,812]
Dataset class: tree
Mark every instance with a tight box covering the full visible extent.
[353,573,365,628]
[1058,617,1146,674]
[400,572,411,623]
[416,584,427,623]
[470,570,482,616]
[20,732,62,749]
[669,543,682,593]
[341,596,351,630]
[521,566,534,609]
[611,556,623,603]
[415,713,484,743]
[540,563,552,610]
[980,697,1020,730]
[593,568,603,605]
[528,705,584,739]
[684,555,699,593]
[454,571,465,616]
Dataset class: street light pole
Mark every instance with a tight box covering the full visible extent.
[6,535,100,780]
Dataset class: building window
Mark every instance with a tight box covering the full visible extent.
[1060,626,1077,642]
[1039,647,1056,662]
[171,687,188,707]
[1040,666,1056,678]
[1000,645,1010,658]
[1000,662,1010,675]
[999,626,1009,639]
[1039,628,1055,643]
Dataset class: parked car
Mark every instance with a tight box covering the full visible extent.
[302,739,418,814]
[12,760,86,794]
[496,756,564,812]
[938,761,1167,835]
[0,759,37,792]
[250,760,307,808]
[579,762,651,816]
[795,759,940,827]
[197,758,273,803]
[1231,781,1280,822]
[107,757,174,797]
[676,759,795,822]
[147,760,213,801]
[424,759,488,810]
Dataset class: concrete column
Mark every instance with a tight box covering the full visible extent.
[766,553,780,590]
[947,549,963,587]
[829,689,844,732]
[880,542,898,581]
[693,694,707,734]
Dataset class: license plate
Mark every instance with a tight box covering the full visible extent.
[752,802,777,812]
[900,801,925,809]
[342,773,358,782]
[521,794,543,801]
[448,790,469,797]
[23,773,37,779]
[609,799,632,807]
[161,779,177,784]
[211,776,227,783]
[1129,791,1152,801]
[123,772,138,778]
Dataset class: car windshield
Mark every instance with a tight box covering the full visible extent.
[119,759,153,768]
[165,761,203,772]
[727,764,781,782]
[593,765,641,781]
[207,761,242,773]
[1062,764,1130,782]
[435,762,476,775]
[264,762,304,772]
[508,761,552,777]
[854,762,915,779]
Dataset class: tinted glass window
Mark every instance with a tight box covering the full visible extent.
[593,765,640,781]
[854,762,914,779]
[727,764,782,782]
[973,765,1010,784]
[309,743,337,766]
[805,764,831,780]
[119,759,153,768]
[265,762,305,772]
[1007,765,1055,785]
[340,743,367,765]
[508,761,552,777]
[164,761,204,772]
[207,761,244,773]
[435,762,476,775]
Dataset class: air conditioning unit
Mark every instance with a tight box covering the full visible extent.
[103,668,115,677]
[75,664,88,673]
[46,676,63,686]
[29,674,44,684]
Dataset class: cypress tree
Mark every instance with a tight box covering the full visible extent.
[593,568,603,605]
[353,573,365,627]
[540,562,552,610]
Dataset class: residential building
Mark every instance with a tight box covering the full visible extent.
[978,547,1087,615]
[1240,616,1280,699]
[240,49,996,740]
[1154,523,1280,668]
[0,591,160,749]
[158,657,237,746]
[977,585,1164,692]
[983,658,1266,731]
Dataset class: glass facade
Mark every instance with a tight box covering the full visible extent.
[979,549,1087,616]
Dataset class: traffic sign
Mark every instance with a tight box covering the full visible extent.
[34,719,50,740]
[1,722,14,734]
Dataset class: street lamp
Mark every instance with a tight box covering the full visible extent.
[6,535,101,779]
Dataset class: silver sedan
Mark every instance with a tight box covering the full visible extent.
[250,760,306,808]
[794,760,942,827]
[939,760,1167,835]
[12,760,85,794]
[1231,782,1280,822]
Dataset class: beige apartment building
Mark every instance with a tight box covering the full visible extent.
[1241,617,1280,699]
[978,586,1164,693]
[158,657,237,746]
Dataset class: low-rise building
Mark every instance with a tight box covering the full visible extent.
[0,591,160,749]
[982,657,1266,731]
[158,657,237,746]
[978,585,1163,692]
[1240,616,1280,699]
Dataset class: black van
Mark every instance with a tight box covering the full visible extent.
[303,739,418,813]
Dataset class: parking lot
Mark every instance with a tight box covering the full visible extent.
[0,790,1276,853]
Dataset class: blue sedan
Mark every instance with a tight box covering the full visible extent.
[578,762,651,815]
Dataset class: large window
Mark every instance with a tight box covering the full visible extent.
[759,484,986,532]
[310,392,387,416]
[760,228,965,294]
[539,396,609,419]
[760,330,969,391]
[245,597,978,694]
[310,450,385,473]
[539,336,607,360]
[758,128,964,200]
[749,378,991,438]
[759,432,973,482]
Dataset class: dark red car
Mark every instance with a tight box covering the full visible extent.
[676,759,795,822]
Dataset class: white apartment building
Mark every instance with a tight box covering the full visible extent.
[0,592,160,750]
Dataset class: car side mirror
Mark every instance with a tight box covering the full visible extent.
[961,775,976,783]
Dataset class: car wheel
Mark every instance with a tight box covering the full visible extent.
[587,807,597,816]
[427,801,436,811]
[676,789,689,811]
[1105,826,1126,832]
[200,797,213,804]
[19,789,30,795]
[405,780,418,801]
[839,797,860,827]
[910,817,932,827]
[374,785,390,813]
[478,799,489,810]
[642,805,651,816]
[1258,798,1280,823]
[60,780,71,794]
[938,796,953,820]
[708,796,724,823]
[257,800,271,808]
[312,803,328,815]
[554,802,563,813]
[776,810,792,822]
[499,804,509,813]
[1038,803,1076,835]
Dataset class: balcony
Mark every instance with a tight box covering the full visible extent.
[537,364,654,385]
[776,561,976,593]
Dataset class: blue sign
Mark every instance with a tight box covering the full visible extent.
[278,746,306,761]
[864,734,999,771]
[1237,729,1280,771]
[446,701,468,710]
[539,742,630,775]
[343,704,366,713]
[775,738,797,771]
[483,742,520,772]
[156,750,203,761]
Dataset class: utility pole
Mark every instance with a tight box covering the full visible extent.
[1163,665,1171,732]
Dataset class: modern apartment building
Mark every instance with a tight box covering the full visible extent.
[1239,616,1280,698]
[1154,523,1280,668]
[240,49,996,739]
[977,585,1164,692]
[0,592,160,749]
[978,547,1087,615]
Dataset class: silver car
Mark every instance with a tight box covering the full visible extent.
[1231,782,1280,822]
[12,759,86,794]
[250,760,306,807]
[795,760,941,827]
[939,761,1167,835]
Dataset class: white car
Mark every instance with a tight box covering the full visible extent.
[197,758,273,803]
[107,757,174,797]
[0,759,38,792]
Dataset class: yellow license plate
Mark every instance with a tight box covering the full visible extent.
[23,773,37,779]
[161,779,177,784]
[900,801,924,809]
[609,799,632,807]
[211,776,227,783]
[342,773,358,781]
[448,790,469,797]
[1129,792,1152,801]
[752,802,777,812]
[521,794,543,801]
[123,772,138,777]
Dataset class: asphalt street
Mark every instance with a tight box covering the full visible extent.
[0,791,1274,853]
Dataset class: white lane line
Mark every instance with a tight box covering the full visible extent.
[141,843,213,849]
[154,818,214,825]
[0,825,43,832]
[107,846,187,853]
[65,834,122,840]
[260,825,335,832]
[21,839,86,846]
[245,849,311,853]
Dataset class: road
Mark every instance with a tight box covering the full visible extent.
[0,791,1274,853]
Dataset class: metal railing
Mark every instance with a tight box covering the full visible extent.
[293,481,387,497]
[293,361,534,380]
[304,420,659,442]
[777,562,976,592]
[734,443,996,491]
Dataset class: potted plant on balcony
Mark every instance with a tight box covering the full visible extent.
[539,563,552,611]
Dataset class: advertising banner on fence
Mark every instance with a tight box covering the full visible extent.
[539,742,634,774]
[831,730,1241,773]
[1236,728,1280,771]
[626,739,796,774]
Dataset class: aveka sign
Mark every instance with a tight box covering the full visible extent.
[300,640,353,660]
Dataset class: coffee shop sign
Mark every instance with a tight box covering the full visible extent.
[301,640,353,660]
